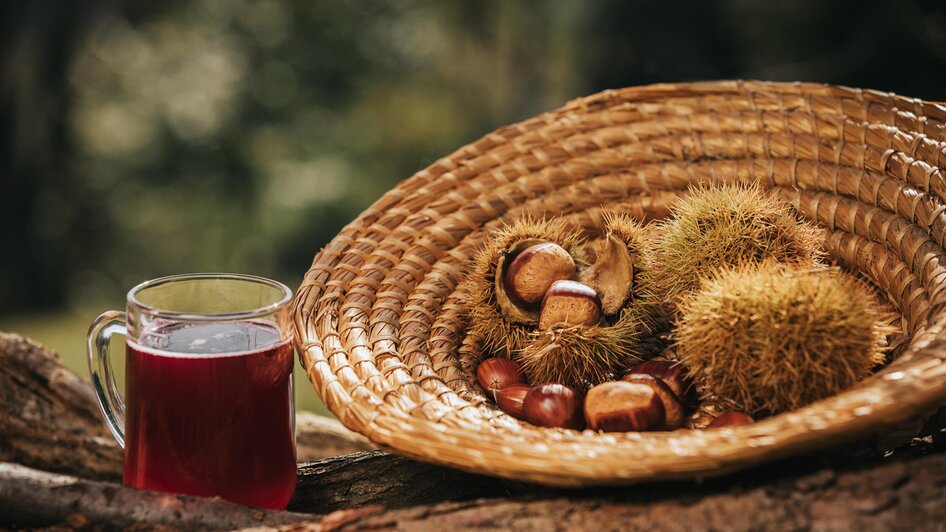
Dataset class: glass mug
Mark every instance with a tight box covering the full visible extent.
[86,273,297,510]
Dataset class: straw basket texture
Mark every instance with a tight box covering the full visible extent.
[293,80,946,486]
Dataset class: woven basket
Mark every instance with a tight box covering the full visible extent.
[293,80,946,486]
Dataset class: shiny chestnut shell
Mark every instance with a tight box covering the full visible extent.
[584,381,664,432]
[522,383,585,430]
[503,242,577,306]
[621,373,685,430]
[496,384,531,420]
[476,357,526,392]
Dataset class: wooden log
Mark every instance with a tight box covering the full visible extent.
[6,445,946,530]
[0,331,373,482]
[290,451,504,513]
[0,462,313,530]
[0,451,499,529]
[266,450,946,531]
[0,332,122,481]
[295,411,374,462]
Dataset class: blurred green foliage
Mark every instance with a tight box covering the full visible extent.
[1,0,945,412]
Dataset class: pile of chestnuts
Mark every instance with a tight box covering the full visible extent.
[477,356,752,431]
[467,185,890,431]
[467,216,650,391]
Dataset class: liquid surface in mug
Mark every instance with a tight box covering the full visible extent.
[124,321,296,510]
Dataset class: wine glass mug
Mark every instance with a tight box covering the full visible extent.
[86,273,297,510]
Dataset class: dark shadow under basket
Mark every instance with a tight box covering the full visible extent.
[292,80,946,486]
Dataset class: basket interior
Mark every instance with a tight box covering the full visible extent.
[293,81,946,486]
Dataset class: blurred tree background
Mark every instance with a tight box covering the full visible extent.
[2,0,945,412]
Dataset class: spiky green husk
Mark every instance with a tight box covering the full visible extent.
[517,303,650,390]
[675,264,891,416]
[466,217,587,357]
[642,184,824,306]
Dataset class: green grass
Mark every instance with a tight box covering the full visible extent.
[0,310,331,417]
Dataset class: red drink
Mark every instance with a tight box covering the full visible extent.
[123,321,296,509]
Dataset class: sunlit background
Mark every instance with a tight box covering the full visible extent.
[3,0,945,413]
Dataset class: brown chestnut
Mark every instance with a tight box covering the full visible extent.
[496,384,531,420]
[621,373,685,429]
[584,381,664,432]
[538,280,603,330]
[503,242,577,306]
[522,383,585,430]
[626,360,694,403]
[476,357,526,393]
[707,411,754,429]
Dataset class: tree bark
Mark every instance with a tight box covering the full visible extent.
[0,462,314,530]
[265,449,946,531]
[0,332,122,481]
[290,451,504,514]
[7,447,946,530]
[295,412,375,463]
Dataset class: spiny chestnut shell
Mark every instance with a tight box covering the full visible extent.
[522,383,585,430]
[626,360,694,404]
[584,381,664,432]
[707,411,754,428]
[503,242,577,306]
[621,373,685,429]
[496,384,531,420]
[477,357,526,392]
[538,280,602,330]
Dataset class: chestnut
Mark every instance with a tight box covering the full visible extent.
[496,384,531,420]
[477,357,526,392]
[707,411,754,429]
[503,242,577,306]
[626,360,694,403]
[621,373,685,429]
[584,381,664,432]
[522,383,585,430]
[538,280,603,330]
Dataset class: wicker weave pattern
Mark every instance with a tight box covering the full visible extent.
[293,81,946,486]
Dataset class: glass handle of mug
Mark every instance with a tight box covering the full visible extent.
[87,310,127,448]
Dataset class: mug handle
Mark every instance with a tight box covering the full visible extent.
[87,310,128,448]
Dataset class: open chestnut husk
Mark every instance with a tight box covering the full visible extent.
[466,218,587,357]
[581,235,634,316]
[584,381,664,432]
[580,213,645,316]
[522,383,585,430]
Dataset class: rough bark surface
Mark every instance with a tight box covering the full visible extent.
[262,450,946,531]
[290,451,504,514]
[0,332,122,480]
[294,412,374,461]
[0,462,312,530]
